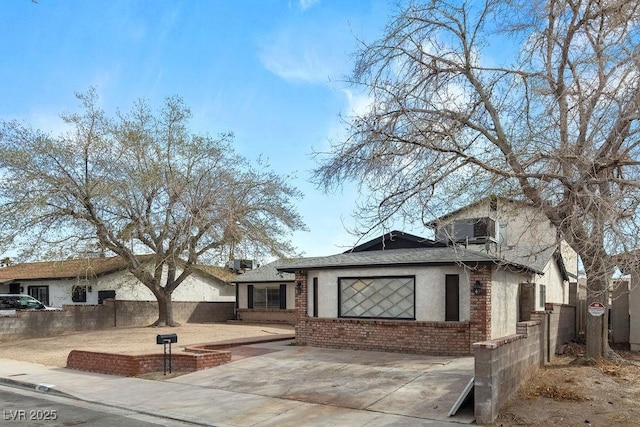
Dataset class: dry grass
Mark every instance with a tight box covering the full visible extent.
[496,345,640,426]
[528,383,588,402]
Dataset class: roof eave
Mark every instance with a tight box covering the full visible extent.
[277,259,540,274]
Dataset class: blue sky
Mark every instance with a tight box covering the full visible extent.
[1,0,399,260]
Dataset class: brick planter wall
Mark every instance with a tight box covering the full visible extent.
[299,317,472,356]
[67,348,231,377]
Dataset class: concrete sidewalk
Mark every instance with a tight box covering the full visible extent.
[0,343,475,426]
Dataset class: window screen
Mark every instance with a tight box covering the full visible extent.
[339,276,415,319]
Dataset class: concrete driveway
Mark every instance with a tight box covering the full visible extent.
[169,340,475,424]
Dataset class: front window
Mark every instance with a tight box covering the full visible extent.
[339,276,415,319]
[72,285,87,303]
[539,284,546,309]
[253,286,280,309]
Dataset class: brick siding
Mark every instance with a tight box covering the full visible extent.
[469,266,492,343]
[236,308,295,324]
[293,268,495,355]
[294,271,308,339]
[299,317,471,355]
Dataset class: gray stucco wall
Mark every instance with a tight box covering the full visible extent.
[307,265,471,322]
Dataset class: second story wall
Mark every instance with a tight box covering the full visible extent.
[433,198,579,279]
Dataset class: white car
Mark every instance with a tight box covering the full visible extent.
[0,294,56,315]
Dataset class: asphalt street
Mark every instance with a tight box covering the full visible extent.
[0,385,196,427]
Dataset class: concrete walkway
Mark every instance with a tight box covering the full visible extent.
[0,341,475,426]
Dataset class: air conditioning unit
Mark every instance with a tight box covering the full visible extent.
[437,217,498,244]
[227,259,254,270]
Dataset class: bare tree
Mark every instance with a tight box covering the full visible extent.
[0,89,306,326]
[314,0,640,359]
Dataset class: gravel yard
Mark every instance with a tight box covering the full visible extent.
[0,323,294,367]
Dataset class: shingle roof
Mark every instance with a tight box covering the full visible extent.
[499,246,557,274]
[0,257,133,282]
[192,265,237,283]
[0,256,234,283]
[276,246,550,275]
[346,230,441,253]
[231,259,295,283]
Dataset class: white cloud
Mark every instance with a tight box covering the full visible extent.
[258,12,354,86]
[341,88,372,117]
[299,0,320,10]
[259,37,334,85]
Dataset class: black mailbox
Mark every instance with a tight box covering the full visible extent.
[156,333,178,345]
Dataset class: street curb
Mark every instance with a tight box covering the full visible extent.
[0,377,75,399]
[0,377,224,426]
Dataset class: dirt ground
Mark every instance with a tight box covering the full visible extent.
[0,323,294,368]
[492,343,640,427]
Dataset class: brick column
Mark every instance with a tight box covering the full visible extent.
[294,270,308,344]
[469,266,492,350]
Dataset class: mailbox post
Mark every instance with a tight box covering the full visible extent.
[156,333,178,375]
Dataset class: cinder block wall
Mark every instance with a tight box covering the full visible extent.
[0,301,235,341]
[474,318,544,425]
[111,300,235,327]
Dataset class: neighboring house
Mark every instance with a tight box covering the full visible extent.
[232,259,296,324]
[276,199,574,356]
[0,256,236,307]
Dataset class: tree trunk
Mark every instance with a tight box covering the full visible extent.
[583,254,612,360]
[585,278,608,360]
[152,288,179,327]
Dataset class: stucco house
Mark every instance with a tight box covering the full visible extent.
[276,199,576,356]
[0,256,236,307]
[232,259,297,324]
